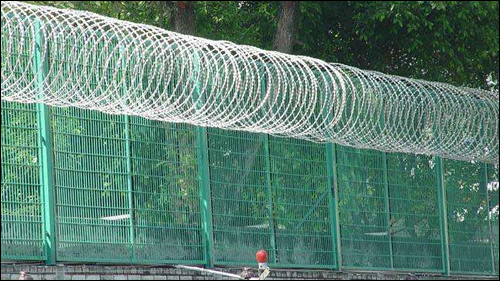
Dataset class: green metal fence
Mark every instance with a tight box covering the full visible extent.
[1,100,499,276]
[1,101,45,261]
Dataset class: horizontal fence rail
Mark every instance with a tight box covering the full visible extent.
[1,100,499,277]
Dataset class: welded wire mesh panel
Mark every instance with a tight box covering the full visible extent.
[208,128,274,265]
[336,145,392,269]
[487,165,499,274]
[268,136,335,268]
[52,107,133,262]
[1,101,45,260]
[445,159,494,274]
[386,153,443,271]
[129,117,204,263]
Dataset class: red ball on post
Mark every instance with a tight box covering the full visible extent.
[256,250,269,267]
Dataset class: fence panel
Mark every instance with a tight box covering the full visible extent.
[268,136,336,268]
[386,153,443,272]
[129,117,204,264]
[207,128,275,265]
[52,107,133,262]
[487,164,499,274]
[1,101,45,261]
[445,159,494,275]
[336,145,392,270]
[0,103,498,275]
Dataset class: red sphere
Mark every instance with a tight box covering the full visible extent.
[256,250,269,263]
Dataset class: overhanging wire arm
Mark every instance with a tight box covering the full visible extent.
[1,1,498,164]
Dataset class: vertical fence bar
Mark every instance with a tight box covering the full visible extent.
[325,143,342,270]
[124,115,136,262]
[436,156,450,276]
[263,134,278,264]
[259,72,277,264]
[191,50,214,268]
[120,45,136,262]
[381,151,394,269]
[483,163,496,273]
[34,20,56,265]
[197,126,214,268]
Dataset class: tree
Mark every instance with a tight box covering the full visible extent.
[171,1,195,34]
[29,2,499,88]
[272,1,300,53]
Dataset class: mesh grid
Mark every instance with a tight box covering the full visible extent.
[336,145,392,269]
[208,128,274,265]
[129,117,204,263]
[386,153,443,271]
[268,136,335,268]
[0,1,498,268]
[445,159,494,274]
[487,165,499,274]
[52,107,132,262]
[1,101,45,260]
[0,102,499,274]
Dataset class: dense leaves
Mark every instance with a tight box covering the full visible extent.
[30,1,499,89]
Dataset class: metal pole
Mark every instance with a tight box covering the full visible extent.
[259,72,278,264]
[197,126,214,267]
[483,164,496,273]
[326,143,342,270]
[34,20,57,265]
[124,114,136,261]
[263,134,278,264]
[381,151,394,269]
[191,50,214,268]
[120,46,137,262]
[436,156,450,276]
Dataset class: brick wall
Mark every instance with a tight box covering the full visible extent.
[1,264,497,280]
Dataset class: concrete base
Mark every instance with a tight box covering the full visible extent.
[1,264,497,280]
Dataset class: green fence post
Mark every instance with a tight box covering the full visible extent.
[325,143,342,270]
[197,126,214,268]
[191,50,214,268]
[263,134,278,265]
[381,151,394,270]
[34,20,56,265]
[483,163,496,273]
[436,156,450,276]
[124,114,136,262]
[120,46,137,262]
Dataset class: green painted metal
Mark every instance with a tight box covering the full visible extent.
[34,20,57,265]
[487,164,499,275]
[483,164,496,273]
[326,143,342,269]
[268,136,335,268]
[124,115,136,262]
[387,153,443,272]
[381,152,394,270]
[262,134,278,265]
[436,156,450,276]
[1,101,45,261]
[445,159,494,275]
[336,145,392,269]
[128,118,204,264]
[197,126,214,268]
[0,22,499,276]
[208,129,274,265]
[191,49,215,268]
[121,44,137,262]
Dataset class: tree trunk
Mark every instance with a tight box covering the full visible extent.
[170,1,195,35]
[272,1,300,54]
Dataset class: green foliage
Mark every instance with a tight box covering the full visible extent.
[295,1,499,89]
[28,1,499,88]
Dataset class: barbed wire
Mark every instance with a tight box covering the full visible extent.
[1,1,498,163]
